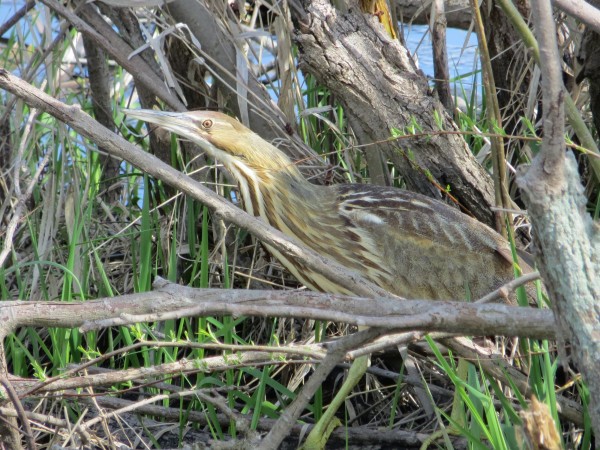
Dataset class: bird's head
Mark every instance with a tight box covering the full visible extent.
[124,109,300,179]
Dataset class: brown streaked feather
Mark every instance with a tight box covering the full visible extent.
[333,184,528,300]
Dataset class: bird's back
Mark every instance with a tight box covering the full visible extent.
[336,185,524,300]
[264,181,528,301]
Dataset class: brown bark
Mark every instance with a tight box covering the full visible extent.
[0,342,23,449]
[432,0,454,111]
[293,0,498,226]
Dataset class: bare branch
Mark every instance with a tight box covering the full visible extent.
[0,278,555,339]
[518,0,600,436]
[553,0,600,34]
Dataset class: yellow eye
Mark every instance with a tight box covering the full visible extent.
[201,119,213,129]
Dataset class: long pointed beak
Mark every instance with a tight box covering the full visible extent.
[123,109,203,144]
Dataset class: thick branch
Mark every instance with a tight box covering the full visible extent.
[518,0,600,437]
[0,280,555,339]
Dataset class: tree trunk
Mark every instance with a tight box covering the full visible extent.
[520,0,600,437]
[293,0,498,226]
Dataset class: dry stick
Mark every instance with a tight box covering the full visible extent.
[0,378,35,450]
[261,327,382,450]
[80,299,554,338]
[0,69,389,300]
[82,388,233,430]
[19,349,291,394]
[17,357,317,395]
[348,331,422,359]
[39,0,185,112]
[21,342,161,398]
[0,291,555,342]
[349,271,542,359]
[475,271,540,304]
[87,277,554,337]
[0,406,91,444]
[79,365,248,397]
[0,0,35,37]
[87,394,430,447]
[63,405,91,449]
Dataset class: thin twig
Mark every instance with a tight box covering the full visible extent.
[261,328,382,449]
[0,377,36,450]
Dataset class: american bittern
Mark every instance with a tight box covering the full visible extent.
[125,109,534,448]
[125,109,529,301]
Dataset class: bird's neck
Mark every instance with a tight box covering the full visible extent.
[237,168,325,227]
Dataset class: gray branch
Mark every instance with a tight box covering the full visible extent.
[519,0,600,437]
[0,279,555,339]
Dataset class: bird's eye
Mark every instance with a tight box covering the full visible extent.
[201,119,213,129]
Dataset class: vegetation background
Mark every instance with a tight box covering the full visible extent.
[0,0,598,448]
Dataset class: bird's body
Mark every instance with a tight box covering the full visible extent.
[125,109,526,301]
[248,177,518,300]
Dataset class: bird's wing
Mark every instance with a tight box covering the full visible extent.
[335,184,509,258]
[333,184,529,300]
